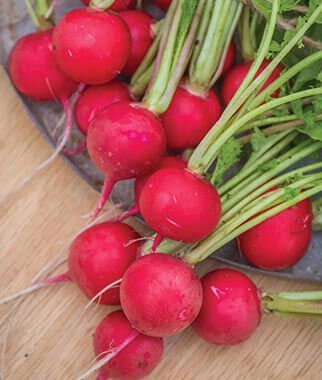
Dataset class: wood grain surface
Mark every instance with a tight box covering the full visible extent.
[0,68,322,380]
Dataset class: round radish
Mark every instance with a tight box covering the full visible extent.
[9,30,77,101]
[221,59,284,106]
[139,168,222,242]
[153,0,172,11]
[94,310,164,379]
[120,253,202,337]
[237,198,312,270]
[221,42,235,76]
[119,10,154,77]
[75,81,132,135]
[113,156,187,223]
[81,0,134,11]
[134,156,187,203]
[160,85,222,151]
[192,269,261,345]
[68,222,141,305]
[53,9,131,85]
[87,101,166,218]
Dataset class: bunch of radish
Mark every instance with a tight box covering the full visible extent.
[3,0,322,379]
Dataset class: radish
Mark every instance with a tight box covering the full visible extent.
[237,198,312,270]
[9,30,77,102]
[113,155,186,222]
[75,80,132,136]
[84,0,203,218]
[221,59,284,106]
[153,0,172,11]
[0,222,141,306]
[81,0,135,10]
[53,8,131,84]
[192,269,261,345]
[120,253,202,337]
[87,101,166,219]
[119,10,155,77]
[160,84,222,151]
[92,310,164,379]
[139,168,222,243]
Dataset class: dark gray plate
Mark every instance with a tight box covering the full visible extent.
[1,0,321,282]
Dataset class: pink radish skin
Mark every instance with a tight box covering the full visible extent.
[75,81,132,135]
[161,85,222,151]
[119,10,154,77]
[9,30,77,101]
[68,222,141,305]
[81,0,135,11]
[87,101,166,219]
[53,9,131,85]
[153,0,172,11]
[221,59,284,106]
[237,198,312,270]
[192,269,261,345]
[94,310,164,379]
[139,168,222,242]
[121,253,202,337]
[114,156,187,223]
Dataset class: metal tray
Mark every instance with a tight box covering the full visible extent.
[1,0,321,282]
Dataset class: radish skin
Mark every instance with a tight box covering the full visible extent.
[119,10,155,77]
[93,310,164,379]
[9,30,77,101]
[75,81,132,135]
[139,168,222,242]
[221,59,284,106]
[120,253,203,337]
[53,9,131,85]
[237,198,312,270]
[82,0,135,11]
[161,85,222,151]
[192,269,261,345]
[153,0,172,11]
[87,101,166,219]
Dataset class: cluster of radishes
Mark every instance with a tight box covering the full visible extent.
[6,0,321,378]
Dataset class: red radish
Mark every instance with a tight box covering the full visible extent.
[94,310,164,379]
[87,101,166,218]
[192,269,261,345]
[160,85,222,151]
[221,42,235,76]
[75,81,132,135]
[139,168,222,242]
[120,253,202,337]
[221,59,284,106]
[81,0,134,10]
[119,10,154,77]
[67,221,141,305]
[153,0,172,11]
[9,30,77,101]
[53,9,131,85]
[114,156,187,222]
[237,198,312,270]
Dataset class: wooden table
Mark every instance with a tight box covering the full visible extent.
[1,69,322,380]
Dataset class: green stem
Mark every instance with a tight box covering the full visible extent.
[188,3,322,172]
[313,197,322,231]
[238,6,255,60]
[130,27,163,98]
[143,0,204,114]
[90,0,115,9]
[199,87,322,172]
[186,183,322,264]
[24,0,40,28]
[263,291,322,320]
[188,0,280,173]
[187,0,242,93]
[221,139,321,212]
